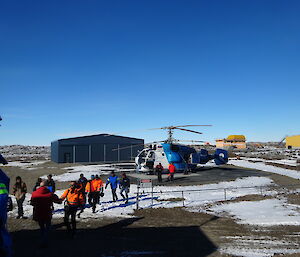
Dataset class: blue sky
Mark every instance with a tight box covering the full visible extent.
[1,0,299,145]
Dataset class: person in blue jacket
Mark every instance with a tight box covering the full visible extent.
[0,157,12,257]
[105,171,119,202]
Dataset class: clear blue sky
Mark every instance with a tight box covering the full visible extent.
[1,0,299,145]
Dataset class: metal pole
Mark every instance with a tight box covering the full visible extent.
[118,144,120,162]
[89,144,92,162]
[103,144,106,162]
[136,186,140,210]
[151,186,153,207]
[73,145,76,163]
[182,191,185,207]
[224,189,227,201]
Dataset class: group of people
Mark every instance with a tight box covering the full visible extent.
[27,171,131,246]
[155,162,176,183]
[11,174,56,219]
[0,162,177,255]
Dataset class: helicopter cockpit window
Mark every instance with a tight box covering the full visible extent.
[148,152,155,158]
[139,151,147,157]
[171,144,179,152]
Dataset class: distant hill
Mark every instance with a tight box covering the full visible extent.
[0,145,50,161]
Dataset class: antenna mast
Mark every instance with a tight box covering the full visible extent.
[167,128,174,143]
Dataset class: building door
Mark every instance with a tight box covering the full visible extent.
[64,153,71,163]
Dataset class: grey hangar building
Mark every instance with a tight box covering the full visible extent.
[51,134,144,163]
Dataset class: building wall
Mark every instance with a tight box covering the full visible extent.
[51,141,59,163]
[286,135,300,149]
[216,140,246,149]
[51,134,144,163]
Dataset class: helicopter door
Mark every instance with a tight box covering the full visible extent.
[145,151,155,169]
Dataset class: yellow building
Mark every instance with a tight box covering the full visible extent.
[216,135,246,149]
[286,135,300,149]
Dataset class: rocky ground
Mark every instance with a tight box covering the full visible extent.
[2,153,300,257]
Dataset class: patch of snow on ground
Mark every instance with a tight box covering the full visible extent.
[265,159,298,166]
[52,164,135,182]
[211,198,300,226]
[8,176,275,220]
[6,161,47,168]
[220,235,300,257]
[52,164,117,182]
[220,246,300,257]
[229,159,300,180]
[240,157,298,167]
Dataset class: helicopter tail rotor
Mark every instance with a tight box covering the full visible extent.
[214,149,228,165]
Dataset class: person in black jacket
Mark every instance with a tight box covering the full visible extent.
[119,173,130,204]
[46,174,56,192]
[155,163,163,183]
[33,178,42,192]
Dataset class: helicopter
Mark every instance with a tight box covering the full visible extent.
[115,125,229,173]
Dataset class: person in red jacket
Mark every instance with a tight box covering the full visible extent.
[30,180,62,247]
[167,163,176,182]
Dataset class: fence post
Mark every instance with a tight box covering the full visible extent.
[260,186,263,195]
[182,191,185,207]
[151,186,153,207]
[136,186,140,210]
[224,189,227,201]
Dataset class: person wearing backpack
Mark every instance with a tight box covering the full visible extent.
[60,181,84,237]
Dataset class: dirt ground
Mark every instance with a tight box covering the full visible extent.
[7,208,231,257]
[8,207,300,257]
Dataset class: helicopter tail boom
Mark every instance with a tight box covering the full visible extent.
[191,148,228,166]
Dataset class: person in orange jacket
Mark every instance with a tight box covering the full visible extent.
[85,175,103,213]
[60,181,84,236]
[167,163,176,182]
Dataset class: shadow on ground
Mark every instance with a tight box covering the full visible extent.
[11,217,217,257]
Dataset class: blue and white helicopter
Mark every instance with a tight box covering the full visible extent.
[134,125,228,173]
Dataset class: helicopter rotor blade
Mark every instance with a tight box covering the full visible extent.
[173,125,212,128]
[174,128,203,135]
[147,125,212,130]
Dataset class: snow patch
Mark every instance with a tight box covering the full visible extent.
[211,198,300,226]
[229,159,300,180]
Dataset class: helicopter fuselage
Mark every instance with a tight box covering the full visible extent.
[135,143,228,172]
